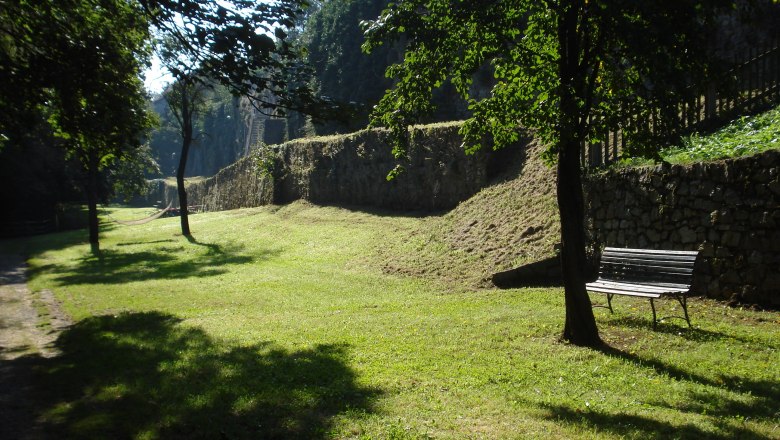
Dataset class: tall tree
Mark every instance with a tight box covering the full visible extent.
[159,71,208,237]
[141,0,329,237]
[50,0,156,253]
[364,0,734,346]
[1,0,156,251]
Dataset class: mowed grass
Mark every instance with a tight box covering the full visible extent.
[1,203,778,439]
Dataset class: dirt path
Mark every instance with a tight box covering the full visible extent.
[0,254,72,440]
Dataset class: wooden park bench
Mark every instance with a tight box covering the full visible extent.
[586,247,698,328]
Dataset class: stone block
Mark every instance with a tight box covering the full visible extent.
[761,212,776,228]
[743,232,764,250]
[743,266,766,285]
[715,247,733,258]
[752,169,770,183]
[697,181,714,197]
[768,180,780,197]
[646,229,661,243]
[707,280,722,298]
[748,250,763,265]
[762,272,780,291]
[721,269,741,284]
[710,185,724,202]
[700,242,715,257]
[679,226,697,244]
[694,199,717,211]
[707,229,719,242]
[724,189,741,206]
[771,232,780,251]
[722,231,741,248]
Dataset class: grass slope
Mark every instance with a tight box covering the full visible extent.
[1,203,778,439]
[382,140,560,287]
[395,104,780,288]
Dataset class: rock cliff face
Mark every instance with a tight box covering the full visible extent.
[585,150,780,308]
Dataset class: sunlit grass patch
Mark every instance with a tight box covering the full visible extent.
[1,203,777,439]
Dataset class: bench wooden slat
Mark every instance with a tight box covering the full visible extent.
[587,282,688,297]
[601,263,694,275]
[585,285,663,298]
[599,271,693,285]
[589,279,690,292]
[602,254,698,265]
[603,247,698,257]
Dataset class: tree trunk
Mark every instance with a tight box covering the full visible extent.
[86,157,100,254]
[557,138,601,346]
[177,91,192,237]
[177,144,191,237]
[556,0,601,347]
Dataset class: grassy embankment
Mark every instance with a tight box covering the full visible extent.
[1,201,777,439]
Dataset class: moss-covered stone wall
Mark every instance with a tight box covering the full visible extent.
[585,150,780,308]
[147,122,497,212]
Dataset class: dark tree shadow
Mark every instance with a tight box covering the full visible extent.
[603,315,778,347]
[532,402,768,440]
[30,240,280,285]
[527,344,780,439]
[3,312,380,439]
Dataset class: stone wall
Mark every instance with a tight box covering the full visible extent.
[148,122,500,212]
[585,150,780,307]
[271,122,492,210]
[141,119,779,307]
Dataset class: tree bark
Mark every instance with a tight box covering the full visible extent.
[177,90,192,237]
[86,154,100,254]
[556,0,601,347]
[557,138,601,346]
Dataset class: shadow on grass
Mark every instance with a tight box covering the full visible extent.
[6,311,380,439]
[533,402,768,440]
[530,344,779,439]
[604,315,777,347]
[33,239,279,286]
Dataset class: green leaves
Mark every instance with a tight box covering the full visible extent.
[365,0,737,164]
[663,104,780,163]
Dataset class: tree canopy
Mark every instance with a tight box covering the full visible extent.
[142,0,340,236]
[1,0,157,250]
[364,0,736,346]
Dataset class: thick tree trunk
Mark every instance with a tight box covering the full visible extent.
[557,139,601,346]
[556,0,601,347]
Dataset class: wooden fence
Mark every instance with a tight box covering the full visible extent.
[583,37,780,167]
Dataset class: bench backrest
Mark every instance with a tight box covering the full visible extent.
[598,247,698,287]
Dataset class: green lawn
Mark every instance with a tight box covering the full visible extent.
[1,203,778,439]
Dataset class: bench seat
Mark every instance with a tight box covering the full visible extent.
[587,247,698,328]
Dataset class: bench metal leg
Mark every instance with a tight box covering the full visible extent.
[650,298,657,329]
[606,293,614,313]
[676,295,691,328]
